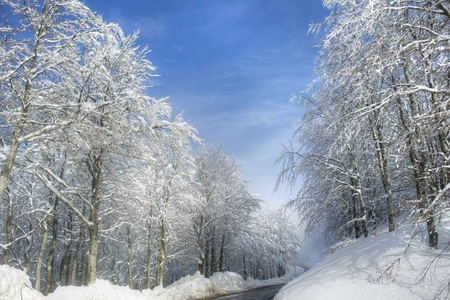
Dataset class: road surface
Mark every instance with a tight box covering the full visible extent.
[204,284,284,300]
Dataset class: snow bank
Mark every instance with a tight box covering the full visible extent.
[0,264,290,300]
[158,272,219,300]
[47,279,146,300]
[0,265,44,300]
[210,271,246,292]
[275,216,450,300]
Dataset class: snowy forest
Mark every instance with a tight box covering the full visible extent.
[277,0,449,248]
[1,0,450,299]
[0,0,299,295]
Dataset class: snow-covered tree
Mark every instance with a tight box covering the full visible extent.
[277,0,449,248]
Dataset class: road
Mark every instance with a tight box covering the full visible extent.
[204,284,284,300]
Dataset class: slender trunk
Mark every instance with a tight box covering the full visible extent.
[60,212,73,286]
[418,151,439,249]
[395,66,439,248]
[156,220,167,286]
[369,114,395,231]
[218,234,226,272]
[86,215,99,285]
[351,193,360,239]
[204,237,210,278]
[242,255,247,280]
[71,228,83,286]
[426,212,438,249]
[423,47,449,185]
[44,200,59,295]
[146,217,152,289]
[127,225,133,289]
[355,184,368,238]
[80,242,87,285]
[0,21,42,202]
[349,150,368,238]
[86,154,102,285]
[0,125,22,204]
[2,187,13,264]
[35,215,50,292]
[210,228,215,275]
[196,215,204,275]
[110,255,118,284]
[278,264,285,278]
[24,222,32,275]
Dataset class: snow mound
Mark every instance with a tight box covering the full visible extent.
[0,266,287,300]
[275,216,450,300]
[0,265,44,300]
[210,271,246,292]
[47,279,146,300]
[162,271,219,300]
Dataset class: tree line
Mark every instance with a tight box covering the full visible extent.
[0,0,298,294]
[277,0,449,248]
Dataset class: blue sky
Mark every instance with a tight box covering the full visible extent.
[84,0,329,207]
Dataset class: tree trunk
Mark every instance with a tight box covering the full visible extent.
[156,220,167,286]
[210,227,216,276]
[24,222,32,275]
[85,154,102,285]
[80,243,87,285]
[2,187,13,264]
[349,149,368,238]
[351,194,360,239]
[417,151,439,249]
[196,215,204,275]
[0,23,41,203]
[86,216,99,285]
[0,123,22,202]
[218,234,226,272]
[110,255,118,284]
[242,254,247,280]
[71,228,83,286]
[369,114,395,232]
[127,225,133,289]
[35,216,50,292]
[204,237,210,278]
[44,200,59,295]
[60,212,73,286]
[146,217,153,289]
[395,67,439,248]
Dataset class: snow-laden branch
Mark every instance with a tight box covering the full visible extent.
[35,172,93,227]
[18,121,72,143]
[425,182,450,217]
[38,165,94,210]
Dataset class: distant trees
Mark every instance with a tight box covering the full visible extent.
[188,145,261,278]
[277,0,449,248]
[0,0,297,293]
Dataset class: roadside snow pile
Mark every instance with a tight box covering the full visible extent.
[0,265,44,300]
[47,279,146,300]
[275,215,450,300]
[0,266,290,300]
[155,272,219,300]
[210,271,246,292]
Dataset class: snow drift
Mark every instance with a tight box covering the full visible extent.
[46,279,147,300]
[0,265,44,300]
[0,267,292,300]
[275,215,450,300]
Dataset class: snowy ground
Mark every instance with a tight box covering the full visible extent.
[4,218,448,300]
[275,215,450,300]
[0,267,301,300]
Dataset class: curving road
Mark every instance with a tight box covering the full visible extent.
[205,284,285,300]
